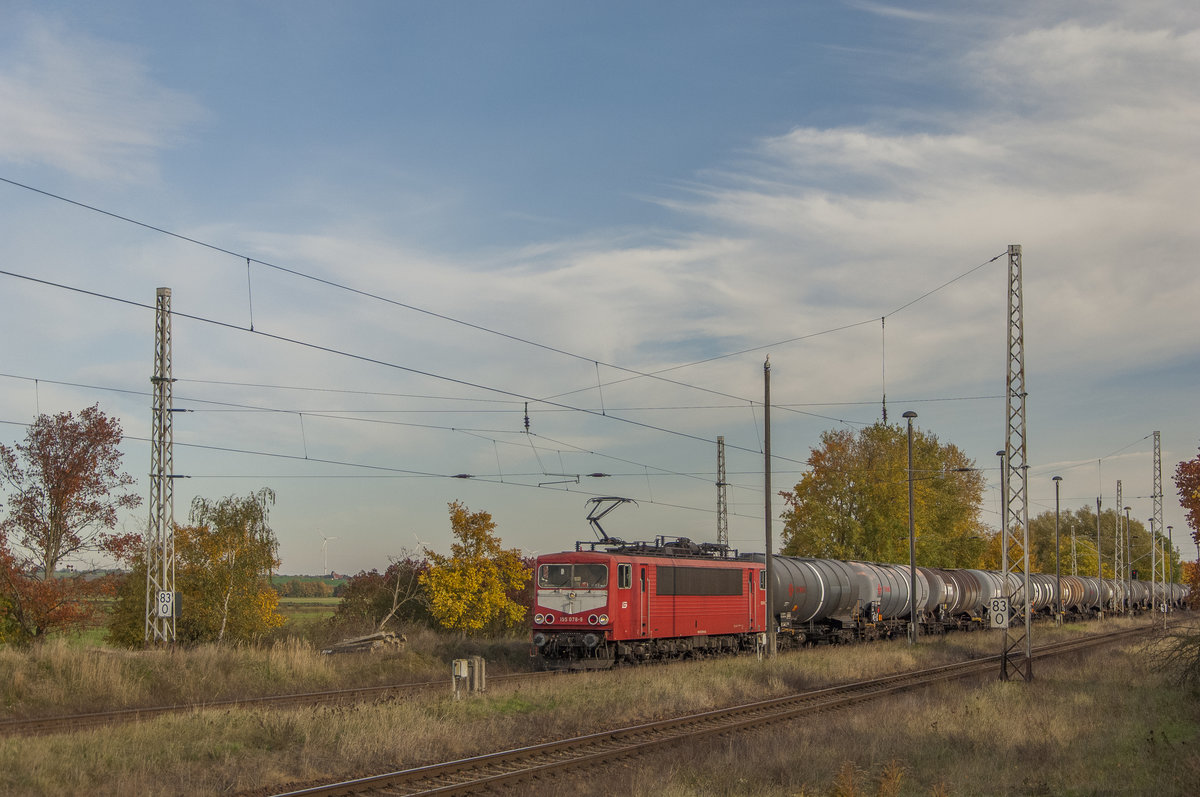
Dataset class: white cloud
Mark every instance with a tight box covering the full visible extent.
[0,20,203,181]
[4,4,1198,571]
[643,13,1200,390]
[842,1,949,24]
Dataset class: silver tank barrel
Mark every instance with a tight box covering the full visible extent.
[743,554,857,622]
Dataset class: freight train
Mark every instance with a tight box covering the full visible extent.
[531,525,1189,669]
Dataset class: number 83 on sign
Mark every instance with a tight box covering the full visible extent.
[989,597,1009,629]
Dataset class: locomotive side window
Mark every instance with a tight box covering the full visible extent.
[759,570,766,590]
[537,563,609,589]
[618,563,632,589]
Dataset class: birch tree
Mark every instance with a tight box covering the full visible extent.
[105,488,284,646]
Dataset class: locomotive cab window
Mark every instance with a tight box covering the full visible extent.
[538,563,609,589]
[618,563,632,589]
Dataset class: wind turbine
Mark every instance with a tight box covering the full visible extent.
[320,533,339,576]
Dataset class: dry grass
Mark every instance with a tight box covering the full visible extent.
[0,617,1194,795]
[0,630,528,718]
[601,622,1200,796]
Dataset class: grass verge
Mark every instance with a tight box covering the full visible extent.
[0,618,1194,796]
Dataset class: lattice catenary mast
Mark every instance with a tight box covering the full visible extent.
[716,435,728,548]
[144,287,177,644]
[1001,244,1033,681]
[1152,430,1163,609]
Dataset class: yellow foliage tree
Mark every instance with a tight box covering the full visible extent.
[420,502,530,635]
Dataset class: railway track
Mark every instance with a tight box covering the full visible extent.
[0,671,552,738]
[270,624,1156,797]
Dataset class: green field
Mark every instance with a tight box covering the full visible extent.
[276,596,341,624]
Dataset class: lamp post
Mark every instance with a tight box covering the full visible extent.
[903,410,918,645]
[1167,525,1174,586]
[1124,506,1132,611]
[1053,476,1062,624]
[1149,517,1157,615]
[1096,497,1103,616]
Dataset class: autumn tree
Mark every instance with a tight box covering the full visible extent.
[276,579,334,598]
[780,422,987,567]
[0,405,141,578]
[1182,561,1200,611]
[1026,505,1128,579]
[331,555,433,635]
[1175,447,1200,557]
[107,489,284,646]
[0,537,121,643]
[0,406,140,643]
[1155,450,1200,685]
[419,502,531,635]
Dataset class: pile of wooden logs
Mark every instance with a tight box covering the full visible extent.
[321,630,407,655]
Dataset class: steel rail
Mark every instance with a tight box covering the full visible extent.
[270,624,1157,797]
[0,671,552,738]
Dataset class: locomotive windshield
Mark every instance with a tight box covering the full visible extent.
[538,563,609,589]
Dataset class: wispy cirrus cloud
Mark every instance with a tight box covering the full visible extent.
[0,20,203,182]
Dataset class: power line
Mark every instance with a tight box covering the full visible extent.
[0,372,772,493]
[0,416,767,522]
[539,253,1009,402]
[0,176,1005,426]
[3,370,997,415]
[0,176,830,410]
[1,266,801,459]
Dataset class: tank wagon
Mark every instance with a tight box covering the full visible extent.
[742,554,1189,646]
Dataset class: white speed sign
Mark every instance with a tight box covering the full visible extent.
[156,590,175,619]
[989,597,1009,629]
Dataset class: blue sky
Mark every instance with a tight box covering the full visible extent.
[2,1,1198,574]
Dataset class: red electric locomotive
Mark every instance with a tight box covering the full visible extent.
[531,500,766,669]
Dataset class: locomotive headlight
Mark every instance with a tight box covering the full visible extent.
[598,613,609,624]
[534,613,545,624]
[588,614,598,625]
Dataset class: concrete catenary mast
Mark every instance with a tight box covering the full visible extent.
[144,287,177,644]
[763,357,775,657]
